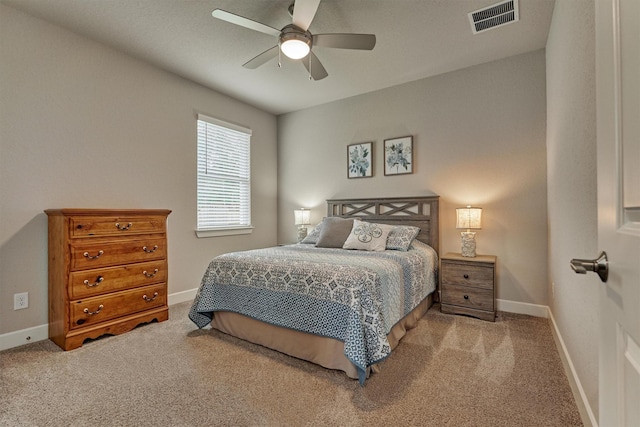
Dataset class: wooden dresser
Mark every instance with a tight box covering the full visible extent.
[440,252,496,321]
[45,209,171,350]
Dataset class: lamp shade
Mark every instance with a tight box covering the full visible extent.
[456,206,482,230]
[294,209,311,226]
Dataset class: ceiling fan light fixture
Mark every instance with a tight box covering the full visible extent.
[211,2,376,80]
[279,25,312,59]
[281,39,310,59]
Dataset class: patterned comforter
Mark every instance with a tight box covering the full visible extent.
[189,240,438,383]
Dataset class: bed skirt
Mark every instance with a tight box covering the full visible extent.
[210,293,433,380]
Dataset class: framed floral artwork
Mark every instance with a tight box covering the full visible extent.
[347,142,373,178]
[384,136,413,175]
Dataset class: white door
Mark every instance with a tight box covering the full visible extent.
[596,0,640,425]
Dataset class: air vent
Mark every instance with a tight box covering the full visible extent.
[468,0,519,34]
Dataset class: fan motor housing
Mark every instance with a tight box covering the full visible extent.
[280,24,312,48]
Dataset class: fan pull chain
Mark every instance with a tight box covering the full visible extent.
[308,54,312,80]
[278,42,282,68]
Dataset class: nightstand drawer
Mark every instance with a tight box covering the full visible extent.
[441,262,493,289]
[441,284,494,311]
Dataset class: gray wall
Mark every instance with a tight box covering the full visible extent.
[0,4,278,335]
[278,50,548,307]
[546,0,598,421]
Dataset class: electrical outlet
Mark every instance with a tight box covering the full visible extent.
[14,292,28,310]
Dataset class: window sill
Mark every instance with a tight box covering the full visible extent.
[195,226,254,238]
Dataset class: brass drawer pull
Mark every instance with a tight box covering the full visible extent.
[115,222,133,231]
[143,269,159,278]
[143,292,159,302]
[143,245,158,253]
[83,304,104,315]
[83,276,104,287]
[83,250,104,259]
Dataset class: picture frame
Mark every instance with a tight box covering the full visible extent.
[384,136,413,176]
[347,142,373,178]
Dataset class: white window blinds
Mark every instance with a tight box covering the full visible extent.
[197,114,251,231]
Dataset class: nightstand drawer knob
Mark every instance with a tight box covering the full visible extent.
[464,295,469,300]
[463,274,469,279]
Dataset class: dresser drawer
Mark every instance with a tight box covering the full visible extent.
[69,260,167,299]
[441,262,493,289]
[70,283,167,329]
[70,215,167,238]
[70,237,166,271]
[441,284,494,311]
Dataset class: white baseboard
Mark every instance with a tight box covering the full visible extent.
[0,288,200,352]
[547,308,598,427]
[168,287,198,306]
[496,298,549,318]
[0,324,49,352]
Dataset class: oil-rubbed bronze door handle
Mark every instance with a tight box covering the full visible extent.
[570,251,608,283]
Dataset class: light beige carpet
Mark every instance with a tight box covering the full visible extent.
[0,302,582,426]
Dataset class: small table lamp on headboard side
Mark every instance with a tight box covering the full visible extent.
[294,208,311,242]
[456,206,482,257]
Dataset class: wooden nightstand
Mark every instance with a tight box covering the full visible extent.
[440,252,496,321]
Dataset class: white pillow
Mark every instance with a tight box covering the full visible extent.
[300,222,322,244]
[343,219,393,252]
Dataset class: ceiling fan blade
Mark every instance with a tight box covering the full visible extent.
[211,9,280,37]
[302,51,328,81]
[291,0,321,31]
[312,33,376,50]
[242,46,279,69]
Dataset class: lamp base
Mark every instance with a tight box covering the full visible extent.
[460,231,477,257]
[297,226,308,243]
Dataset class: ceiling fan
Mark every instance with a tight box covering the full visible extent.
[211,0,376,81]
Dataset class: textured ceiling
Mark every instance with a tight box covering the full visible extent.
[2,0,555,115]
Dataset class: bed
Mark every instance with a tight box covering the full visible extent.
[189,196,439,383]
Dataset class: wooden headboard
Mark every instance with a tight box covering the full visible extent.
[326,196,440,254]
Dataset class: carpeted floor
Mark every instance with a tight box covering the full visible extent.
[0,302,582,426]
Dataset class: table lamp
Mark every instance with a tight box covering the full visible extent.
[456,206,482,257]
[294,208,311,242]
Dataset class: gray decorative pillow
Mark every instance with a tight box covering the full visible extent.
[343,220,393,252]
[386,225,421,251]
[300,222,323,244]
[315,217,354,248]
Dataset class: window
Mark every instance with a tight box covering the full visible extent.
[196,114,252,237]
